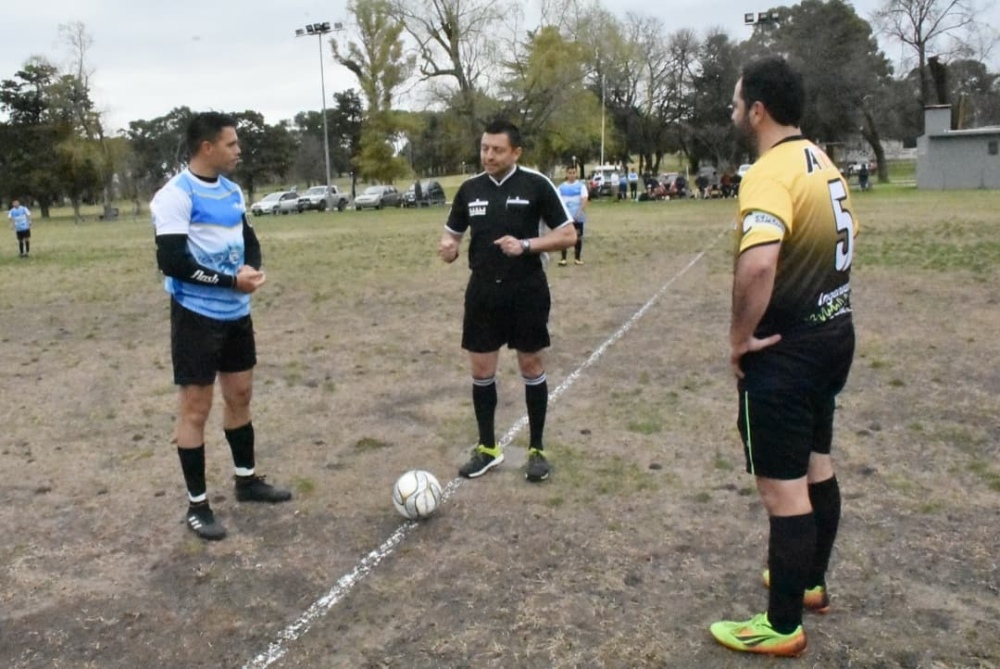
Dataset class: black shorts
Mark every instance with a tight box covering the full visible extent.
[170,298,256,386]
[15,229,30,240]
[736,318,855,480]
[462,272,551,353]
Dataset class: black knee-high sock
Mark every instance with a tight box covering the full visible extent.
[178,445,207,504]
[574,238,582,260]
[18,239,24,255]
[561,248,568,260]
[225,422,255,475]
[524,373,547,449]
[24,239,29,254]
[808,476,841,588]
[472,377,497,448]
[767,513,816,634]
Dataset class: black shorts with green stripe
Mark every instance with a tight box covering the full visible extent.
[736,317,855,480]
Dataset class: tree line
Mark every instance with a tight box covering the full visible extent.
[1,0,998,217]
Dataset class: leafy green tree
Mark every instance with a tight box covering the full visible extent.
[333,0,415,182]
[232,111,296,200]
[498,26,601,172]
[0,58,70,216]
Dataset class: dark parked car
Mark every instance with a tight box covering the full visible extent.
[354,185,403,210]
[402,180,446,207]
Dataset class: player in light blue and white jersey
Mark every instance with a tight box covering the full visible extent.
[557,165,588,266]
[150,112,291,541]
[8,199,32,257]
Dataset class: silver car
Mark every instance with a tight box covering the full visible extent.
[353,185,402,210]
[250,191,300,216]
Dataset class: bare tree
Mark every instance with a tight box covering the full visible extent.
[872,0,978,109]
[388,0,518,155]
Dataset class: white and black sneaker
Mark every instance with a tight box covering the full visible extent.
[186,502,227,541]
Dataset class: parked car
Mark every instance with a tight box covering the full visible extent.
[402,180,446,207]
[736,163,753,179]
[354,185,403,210]
[587,164,618,198]
[297,185,350,212]
[250,190,300,216]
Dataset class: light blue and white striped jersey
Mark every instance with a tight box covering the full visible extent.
[151,170,249,320]
[8,206,31,231]
[557,180,588,223]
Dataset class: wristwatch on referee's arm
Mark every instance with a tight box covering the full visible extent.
[520,238,531,253]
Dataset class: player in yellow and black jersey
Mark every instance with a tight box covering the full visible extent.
[710,56,859,658]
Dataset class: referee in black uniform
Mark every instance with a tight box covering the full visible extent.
[438,120,577,482]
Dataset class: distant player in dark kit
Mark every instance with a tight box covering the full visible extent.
[438,120,576,482]
[709,56,858,657]
[151,112,292,541]
[8,199,32,257]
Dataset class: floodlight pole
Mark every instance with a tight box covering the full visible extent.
[296,22,336,211]
[600,72,606,166]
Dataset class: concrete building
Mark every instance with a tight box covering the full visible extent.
[917,105,1000,190]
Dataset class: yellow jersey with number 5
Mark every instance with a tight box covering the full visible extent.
[735,137,859,335]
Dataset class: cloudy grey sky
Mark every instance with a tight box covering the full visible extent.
[4,0,996,132]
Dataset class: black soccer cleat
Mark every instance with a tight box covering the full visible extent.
[186,502,227,541]
[234,475,292,503]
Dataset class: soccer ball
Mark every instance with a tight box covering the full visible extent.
[392,470,443,520]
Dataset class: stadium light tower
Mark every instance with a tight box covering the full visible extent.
[295,21,344,211]
[744,10,781,26]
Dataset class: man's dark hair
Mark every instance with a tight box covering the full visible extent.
[740,56,805,127]
[483,119,523,149]
[186,111,238,157]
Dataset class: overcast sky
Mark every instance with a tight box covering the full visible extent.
[4,0,997,132]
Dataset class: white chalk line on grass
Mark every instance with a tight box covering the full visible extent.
[242,230,726,669]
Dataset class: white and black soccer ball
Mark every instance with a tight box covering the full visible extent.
[392,470,442,520]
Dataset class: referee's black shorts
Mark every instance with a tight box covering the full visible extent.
[462,271,551,354]
[736,317,855,480]
[170,298,257,386]
[15,229,30,240]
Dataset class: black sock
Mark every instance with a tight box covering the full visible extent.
[808,476,841,588]
[574,239,582,260]
[472,377,497,448]
[524,374,547,449]
[178,445,207,503]
[18,240,24,254]
[561,248,568,260]
[225,422,255,474]
[24,240,29,254]
[767,513,816,634]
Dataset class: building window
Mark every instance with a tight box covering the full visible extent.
[989,140,999,156]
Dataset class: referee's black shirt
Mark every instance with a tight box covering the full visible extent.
[445,165,573,281]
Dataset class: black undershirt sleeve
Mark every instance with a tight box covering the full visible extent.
[242,215,262,270]
[155,234,237,288]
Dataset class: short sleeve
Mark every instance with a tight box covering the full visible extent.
[538,179,573,230]
[445,184,469,235]
[151,183,193,236]
[737,173,792,253]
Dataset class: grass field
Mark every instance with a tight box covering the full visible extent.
[0,187,997,668]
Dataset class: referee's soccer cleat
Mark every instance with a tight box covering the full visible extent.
[186,502,227,541]
[525,448,550,482]
[558,258,568,266]
[710,612,807,657]
[574,259,584,265]
[235,475,292,503]
[762,569,831,613]
[459,444,504,478]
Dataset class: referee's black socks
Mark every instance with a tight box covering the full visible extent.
[225,422,256,476]
[472,377,497,448]
[808,476,841,589]
[524,373,547,449]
